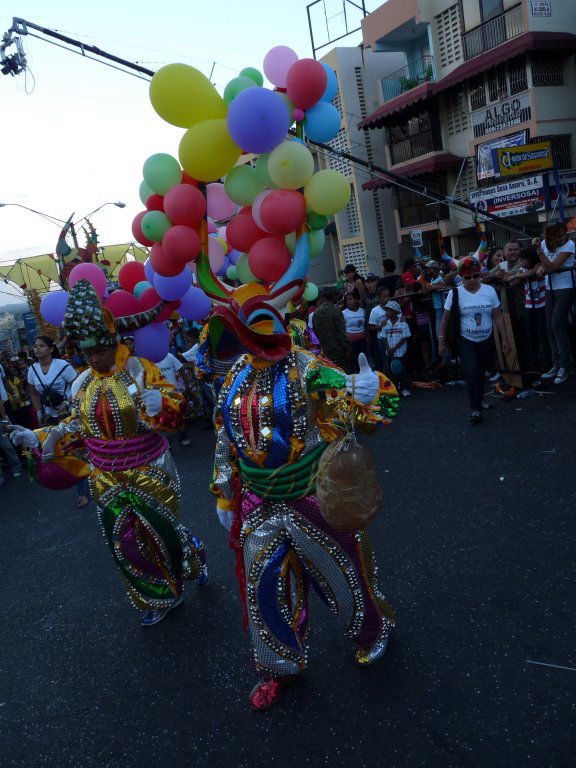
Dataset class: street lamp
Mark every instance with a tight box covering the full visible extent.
[73,201,126,226]
[0,201,126,228]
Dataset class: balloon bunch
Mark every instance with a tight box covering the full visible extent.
[146,45,349,301]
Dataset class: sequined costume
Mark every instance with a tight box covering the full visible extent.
[212,348,398,676]
[196,234,398,687]
[25,281,207,616]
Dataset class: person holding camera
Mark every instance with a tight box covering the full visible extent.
[27,335,89,507]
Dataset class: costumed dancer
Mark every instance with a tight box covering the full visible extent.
[10,280,208,626]
[198,235,399,711]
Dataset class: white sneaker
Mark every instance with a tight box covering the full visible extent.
[541,367,558,380]
[554,368,569,385]
[400,389,411,398]
[489,372,501,383]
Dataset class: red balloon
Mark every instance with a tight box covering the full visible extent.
[238,206,252,216]
[227,212,267,253]
[181,171,198,187]
[286,58,328,109]
[162,225,201,265]
[138,287,180,322]
[146,194,165,212]
[248,238,292,282]
[149,243,185,277]
[163,184,206,227]
[104,290,140,318]
[118,261,146,293]
[131,211,154,247]
[259,190,306,236]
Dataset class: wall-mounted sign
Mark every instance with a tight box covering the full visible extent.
[531,1,551,16]
[469,175,545,218]
[472,92,531,138]
[494,141,554,177]
[476,130,527,180]
[410,229,423,247]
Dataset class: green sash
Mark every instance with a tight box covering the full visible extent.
[239,442,327,501]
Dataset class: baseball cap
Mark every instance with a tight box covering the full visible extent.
[459,257,481,276]
[365,273,378,281]
[385,300,401,313]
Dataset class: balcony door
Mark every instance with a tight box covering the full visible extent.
[481,0,503,21]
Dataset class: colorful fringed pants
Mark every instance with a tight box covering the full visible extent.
[239,491,395,677]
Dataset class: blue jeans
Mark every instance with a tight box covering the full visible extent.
[459,336,493,412]
[0,432,22,483]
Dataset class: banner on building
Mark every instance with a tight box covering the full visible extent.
[409,229,423,247]
[493,141,554,177]
[476,130,527,180]
[468,175,545,218]
[472,92,531,138]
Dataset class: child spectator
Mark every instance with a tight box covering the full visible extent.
[382,300,411,398]
[342,290,367,373]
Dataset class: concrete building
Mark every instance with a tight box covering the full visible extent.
[313,46,404,280]
[359,0,576,261]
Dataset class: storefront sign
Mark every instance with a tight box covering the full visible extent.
[472,92,531,138]
[476,130,527,180]
[468,175,545,218]
[494,141,553,177]
[531,1,551,16]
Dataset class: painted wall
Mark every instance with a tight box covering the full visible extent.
[526,0,576,33]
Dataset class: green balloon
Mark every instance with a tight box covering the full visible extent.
[139,179,154,206]
[143,153,182,195]
[236,252,258,284]
[224,165,265,206]
[141,210,172,242]
[303,282,319,302]
[304,169,351,216]
[223,76,257,107]
[226,264,237,280]
[239,67,264,87]
[254,153,278,190]
[307,210,329,230]
[309,229,325,257]
[268,141,315,190]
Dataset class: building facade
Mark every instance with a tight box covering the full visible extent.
[359,0,576,261]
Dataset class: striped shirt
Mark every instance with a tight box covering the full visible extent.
[522,269,546,309]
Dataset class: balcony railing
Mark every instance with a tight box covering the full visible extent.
[463,4,525,61]
[380,55,435,103]
[389,129,441,166]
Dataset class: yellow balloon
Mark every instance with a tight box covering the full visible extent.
[149,64,227,128]
[304,170,351,216]
[179,119,241,182]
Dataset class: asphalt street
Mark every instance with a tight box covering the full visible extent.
[1,384,575,768]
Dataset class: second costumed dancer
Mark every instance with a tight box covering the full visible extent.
[197,235,399,710]
[10,280,208,626]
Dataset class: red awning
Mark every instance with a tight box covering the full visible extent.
[359,32,576,129]
[362,153,464,189]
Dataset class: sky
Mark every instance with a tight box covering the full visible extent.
[0,0,374,305]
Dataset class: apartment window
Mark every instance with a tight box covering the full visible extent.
[386,110,442,166]
[508,55,528,95]
[395,174,449,228]
[487,64,508,102]
[469,75,486,111]
[481,0,503,21]
[530,134,572,169]
[531,52,564,87]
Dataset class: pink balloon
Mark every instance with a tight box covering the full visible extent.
[163,183,206,227]
[293,108,305,122]
[131,211,154,247]
[68,263,108,298]
[251,189,273,232]
[207,221,217,234]
[248,238,291,282]
[263,45,299,88]
[208,237,225,273]
[104,290,140,318]
[162,225,201,265]
[217,225,227,240]
[259,189,306,235]
[207,183,237,221]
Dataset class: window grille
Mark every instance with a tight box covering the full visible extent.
[508,55,528,94]
[487,64,508,102]
[435,4,463,69]
[342,243,368,275]
[447,90,470,135]
[531,52,564,87]
[469,75,486,110]
[530,134,572,169]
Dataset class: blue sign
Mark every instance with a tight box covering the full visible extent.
[22,311,38,346]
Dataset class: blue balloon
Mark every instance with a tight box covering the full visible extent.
[226,87,290,154]
[320,63,338,102]
[134,280,152,298]
[144,257,156,284]
[390,358,404,377]
[134,322,169,363]
[178,286,212,321]
[154,267,192,301]
[227,249,241,265]
[303,102,341,143]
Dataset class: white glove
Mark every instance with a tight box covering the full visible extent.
[8,424,39,449]
[141,388,162,417]
[217,506,234,531]
[345,353,379,405]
